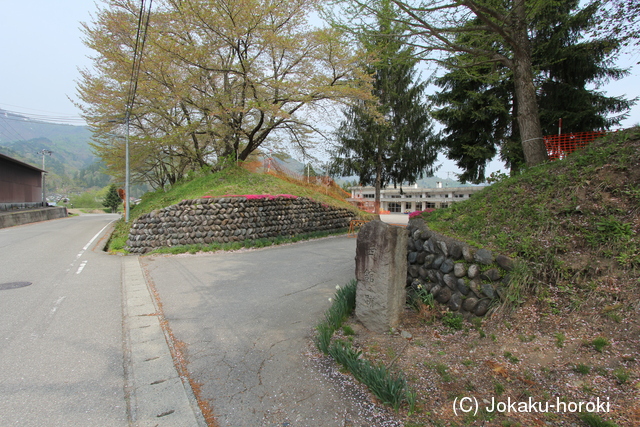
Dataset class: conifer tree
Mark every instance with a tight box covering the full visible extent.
[431,0,634,183]
[329,0,436,213]
[103,184,122,213]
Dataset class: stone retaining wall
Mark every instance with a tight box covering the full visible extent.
[126,196,357,253]
[406,218,515,317]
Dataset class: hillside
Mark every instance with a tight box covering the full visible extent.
[0,109,109,194]
[338,127,639,427]
[107,166,367,251]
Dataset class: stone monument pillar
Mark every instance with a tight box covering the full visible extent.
[355,220,408,333]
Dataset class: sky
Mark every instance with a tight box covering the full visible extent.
[1,1,639,177]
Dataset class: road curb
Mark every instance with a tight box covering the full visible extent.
[122,256,206,426]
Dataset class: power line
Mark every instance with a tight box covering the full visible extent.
[0,106,86,125]
[126,0,153,119]
[0,102,84,118]
[0,112,29,142]
[0,113,86,125]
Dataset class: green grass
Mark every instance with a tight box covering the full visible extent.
[579,413,620,427]
[555,332,566,348]
[420,127,640,307]
[573,364,591,374]
[315,280,415,413]
[328,340,408,411]
[442,312,464,330]
[590,337,610,353]
[314,280,357,354]
[105,166,366,252]
[503,351,520,364]
[612,368,630,384]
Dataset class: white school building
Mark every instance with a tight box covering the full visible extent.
[348,182,487,213]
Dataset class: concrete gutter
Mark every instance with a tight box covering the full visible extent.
[122,256,206,427]
[0,206,68,229]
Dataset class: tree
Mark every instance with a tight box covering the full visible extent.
[103,184,122,213]
[329,0,437,213]
[431,0,634,182]
[77,0,369,188]
[328,0,560,167]
[595,0,640,53]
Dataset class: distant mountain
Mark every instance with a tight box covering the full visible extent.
[0,109,110,195]
[259,150,477,189]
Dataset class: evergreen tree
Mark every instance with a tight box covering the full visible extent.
[431,0,634,183]
[329,0,437,213]
[103,184,122,213]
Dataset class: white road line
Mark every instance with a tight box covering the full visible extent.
[69,220,116,270]
[83,221,114,251]
[51,296,66,314]
[76,260,88,274]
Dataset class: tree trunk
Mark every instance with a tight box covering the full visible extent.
[511,2,548,167]
[374,154,382,214]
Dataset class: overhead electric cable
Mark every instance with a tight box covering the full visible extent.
[125,0,153,119]
[0,106,86,125]
[0,113,29,142]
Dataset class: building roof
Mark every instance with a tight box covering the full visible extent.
[0,152,45,173]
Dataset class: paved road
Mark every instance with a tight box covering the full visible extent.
[141,236,401,427]
[0,214,127,426]
[0,214,404,426]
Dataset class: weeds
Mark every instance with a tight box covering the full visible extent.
[612,368,630,384]
[503,351,520,364]
[573,364,591,374]
[579,413,619,427]
[315,280,415,413]
[442,312,463,330]
[314,281,357,353]
[590,337,609,353]
[328,338,409,412]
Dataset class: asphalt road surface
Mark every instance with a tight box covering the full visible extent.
[0,214,405,427]
[141,236,401,427]
[0,214,127,426]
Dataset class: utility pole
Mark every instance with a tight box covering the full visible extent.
[108,118,130,222]
[38,149,52,206]
[125,113,130,223]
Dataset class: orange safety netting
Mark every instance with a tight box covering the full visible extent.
[543,131,607,160]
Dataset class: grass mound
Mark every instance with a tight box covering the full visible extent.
[424,127,640,299]
[338,128,639,427]
[107,166,366,252]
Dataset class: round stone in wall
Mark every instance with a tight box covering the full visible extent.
[436,286,451,304]
[475,300,490,316]
[453,262,467,277]
[440,258,454,274]
[463,297,478,312]
[448,292,462,311]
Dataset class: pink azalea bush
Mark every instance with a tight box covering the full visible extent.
[221,194,298,200]
[408,209,435,219]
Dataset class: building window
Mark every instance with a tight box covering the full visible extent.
[363,194,375,199]
[390,195,401,198]
[389,202,402,213]
[426,202,435,209]
[415,202,422,211]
